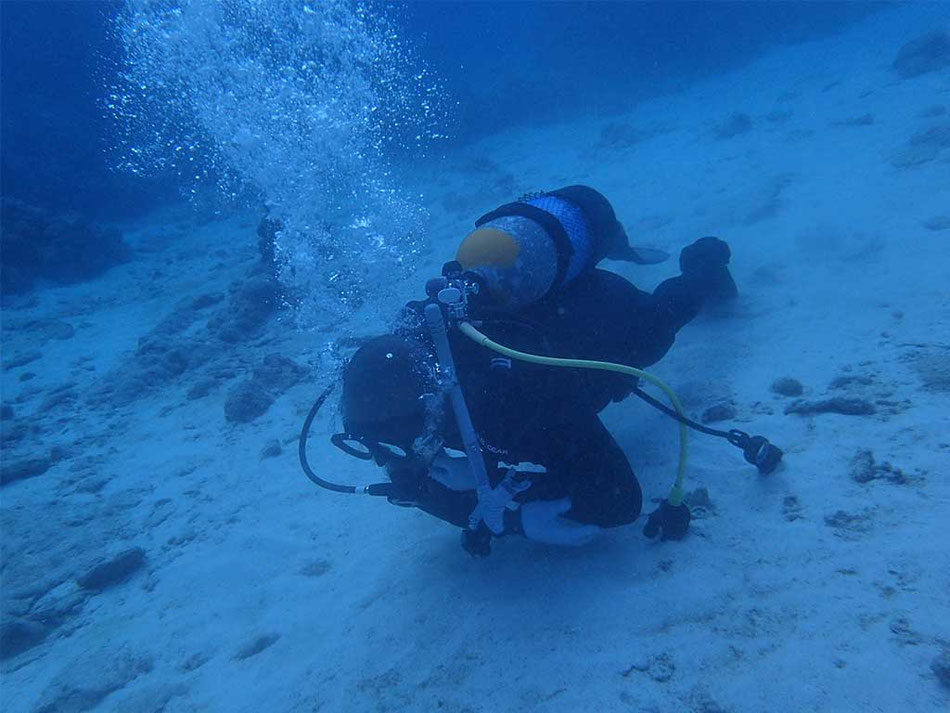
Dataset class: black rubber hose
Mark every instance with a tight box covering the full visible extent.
[632,387,732,439]
[298,384,397,496]
[632,387,783,473]
[298,384,358,494]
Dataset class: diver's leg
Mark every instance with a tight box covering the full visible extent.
[527,417,643,528]
[566,417,642,527]
[527,236,736,370]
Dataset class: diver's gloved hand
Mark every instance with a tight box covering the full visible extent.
[429,451,476,491]
[520,499,603,546]
[679,236,738,301]
[642,499,691,541]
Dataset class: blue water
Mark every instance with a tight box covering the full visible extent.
[2,1,875,218]
[2,2,949,711]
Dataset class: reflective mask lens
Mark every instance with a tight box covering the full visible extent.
[331,433,374,460]
[331,433,411,464]
[375,442,409,460]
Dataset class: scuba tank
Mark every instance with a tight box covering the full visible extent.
[454,186,665,309]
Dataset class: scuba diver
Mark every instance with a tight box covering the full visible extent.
[300,186,782,556]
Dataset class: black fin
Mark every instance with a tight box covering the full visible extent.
[608,245,670,265]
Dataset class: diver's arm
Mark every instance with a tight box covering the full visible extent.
[652,236,737,331]
[386,461,478,529]
[623,236,737,369]
[414,481,478,529]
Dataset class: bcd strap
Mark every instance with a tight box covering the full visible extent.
[474,202,574,288]
[546,185,628,263]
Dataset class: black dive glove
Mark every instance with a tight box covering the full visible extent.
[642,499,691,541]
[679,236,738,301]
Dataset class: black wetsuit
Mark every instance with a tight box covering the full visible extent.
[389,266,715,532]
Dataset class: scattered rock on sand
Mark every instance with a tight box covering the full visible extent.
[782,496,803,522]
[911,349,950,391]
[685,488,715,518]
[33,646,153,713]
[144,499,175,530]
[1,456,52,486]
[764,109,792,123]
[95,328,216,407]
[179,651,211,672]
[876,461,907,484]
[622,652,675,682]
[743,174,793,225]
[890,617,924,646]
[224,354,307,424]
[49,445,71,464]
[255,353,307,392]
[824,509,873,537]
[785,397,876,416]
[0,198,131,295]
[597,122,639,149]
[73,474,108,494]
[191,292,224,310]
[923,215,950,231]
[3,350,41,370]
[0,616,48,659]
[684,487,712,509]
[849,449,876,483]
[260,439,282,459]
[647,653,675,683]
[110,682,188,713]
[828,374,873,389]
[688,685,729,713]
[714,112,753,139]
[892,123,950,168]
[29,581,89,629]
[233,633,281,661]
[701,402,736,423]
[893,31,950,79]
[77,547,146,591]
[1,419,29,447]
[918,104,946,118]
[832,113,874,127]
[932,649,950,688]
[215,275,278,343]
[27,318,75,342]
[186,379,216,401]
[913,123,950,147]
[90,276,264,409]
[849,449,907,484]
[224,382,274,424]
[299,559,331,577]
[770,377,803,397]
[38,384,79,415]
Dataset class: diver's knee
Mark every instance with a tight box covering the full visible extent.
[595,479,643,528]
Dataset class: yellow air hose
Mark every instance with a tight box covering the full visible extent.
[458,321,689,506]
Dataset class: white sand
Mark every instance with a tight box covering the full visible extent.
[2,4,948,712]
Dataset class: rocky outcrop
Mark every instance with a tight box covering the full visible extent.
[893,31,950,79]
[224,354,307,424]
[76,548,146,591]
[0,198,131,295]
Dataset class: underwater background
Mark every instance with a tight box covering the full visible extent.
[2,1,949,711]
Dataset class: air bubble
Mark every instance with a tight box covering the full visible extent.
[108,0,449,329]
